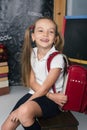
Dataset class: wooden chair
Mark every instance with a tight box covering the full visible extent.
[39,111,79,130]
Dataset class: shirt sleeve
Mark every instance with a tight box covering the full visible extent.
[50,54,65,70]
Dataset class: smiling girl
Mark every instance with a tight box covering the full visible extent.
[1,17,67,130]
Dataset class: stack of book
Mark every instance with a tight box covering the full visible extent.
[0,44,10,96]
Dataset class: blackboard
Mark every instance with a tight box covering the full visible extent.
[63,16,87,64]
[0,0,53,85]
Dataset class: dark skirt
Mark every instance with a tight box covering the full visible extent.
[12,93,60,119]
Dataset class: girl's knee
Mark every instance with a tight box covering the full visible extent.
[18,102,36,126]
[18,102,35,120]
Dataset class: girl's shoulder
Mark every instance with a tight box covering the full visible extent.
[48,51,65,69]
[49,51,64,59]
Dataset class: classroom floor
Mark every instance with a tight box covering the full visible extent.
[0,86,87,130]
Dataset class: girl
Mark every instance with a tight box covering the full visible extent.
[1,17,67,130]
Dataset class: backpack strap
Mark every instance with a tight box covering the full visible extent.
[47,51,61,93]
[47,52,70,93]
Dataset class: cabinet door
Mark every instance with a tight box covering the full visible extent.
[54,0,66,33]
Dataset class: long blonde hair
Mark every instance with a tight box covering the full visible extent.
[21,17,63,87]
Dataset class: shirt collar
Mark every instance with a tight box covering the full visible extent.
[33,46,58,60]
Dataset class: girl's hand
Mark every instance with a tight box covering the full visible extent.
[10,109,19,123]
[47,92,68,107]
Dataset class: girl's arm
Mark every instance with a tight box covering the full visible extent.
[29,69,67,107]
[30,67,61,95]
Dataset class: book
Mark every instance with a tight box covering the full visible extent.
[0,86,10,96]
[0,62,8,66]
[0,80,9,88]
[0,77,8,81]
[0,65,9,74]
[0,73,8,78]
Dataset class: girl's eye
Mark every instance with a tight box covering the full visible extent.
[50,31,54,33]
[49,30,55,34]
[38,30,43,32]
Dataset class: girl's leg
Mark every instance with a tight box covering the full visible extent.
[1,93,32,130]
[1,115,20,130]
[22,120,41,130]
[19,96,60,129]
[1,95,60,130]
[17,100,42,128]
[1,100,42,130]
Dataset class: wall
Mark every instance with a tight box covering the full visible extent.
[67,0,87,16]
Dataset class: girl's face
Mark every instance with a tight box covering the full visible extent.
[31,19,56,49]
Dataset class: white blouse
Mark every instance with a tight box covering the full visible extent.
[29,46,65,94]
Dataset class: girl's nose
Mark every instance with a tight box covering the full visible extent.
[43,31,48,36]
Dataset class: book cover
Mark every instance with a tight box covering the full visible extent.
[0,65,9,74]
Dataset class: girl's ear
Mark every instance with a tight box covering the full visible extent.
[31,33,35,42]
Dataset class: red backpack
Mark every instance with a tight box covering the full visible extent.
[47,52,87,114]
